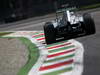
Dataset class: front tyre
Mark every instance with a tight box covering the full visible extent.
[44,22,56,44]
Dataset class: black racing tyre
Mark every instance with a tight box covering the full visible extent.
[44,22,56,44]
[83,13,96,35]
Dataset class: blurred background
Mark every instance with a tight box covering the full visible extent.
[0,0,100,24]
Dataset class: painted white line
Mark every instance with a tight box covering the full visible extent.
[32,33,44,37]
[37,39,45,43]
[48,47,76,55]
[46,51,75,61]
[47,42,72,50]
[27,36,48,75]
[42,57,73,67]
[39,64,73,74]
[3,31,42,37]
[46,40,69,47]
[9,22,45,30]
[60,40,84,75]
[72,40,84,75]
[47,43,74,51]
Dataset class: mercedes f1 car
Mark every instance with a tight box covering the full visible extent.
[44,7,95,44]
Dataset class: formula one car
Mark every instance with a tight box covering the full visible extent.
[44,7,95,44]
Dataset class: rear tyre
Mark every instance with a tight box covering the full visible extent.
[83,13,95,35]
[44,22,56,44]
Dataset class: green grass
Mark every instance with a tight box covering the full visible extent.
[17,37,40,75]
[79,3,100,10]
[58,3,100,12]
[0,32,12,36]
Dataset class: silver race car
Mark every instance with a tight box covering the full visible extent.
[44,6,95,44]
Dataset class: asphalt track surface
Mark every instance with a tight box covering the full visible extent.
[77,11,100,75]
[0,8,100,75]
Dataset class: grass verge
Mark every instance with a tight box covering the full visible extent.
[78,3,100,10]
[18,37,40,75]
[0,36,40,75]
[0,32,12,36]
